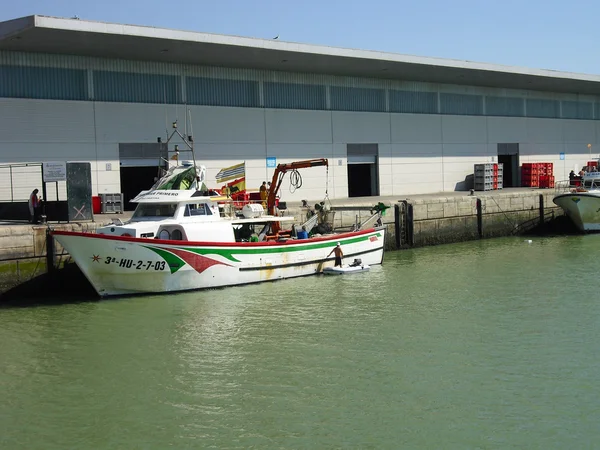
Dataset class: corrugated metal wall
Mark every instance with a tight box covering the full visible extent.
[0,65,87,100]
[485,96,525,117]
[389,91,437,114]
[330,86,386,112]
[186,77,259,107]
[94,71,180,103]
[561,100,593,120]
[440,93,483,116]
[1,50,600,120]
[526,99,560,119]
[264,82,326,110]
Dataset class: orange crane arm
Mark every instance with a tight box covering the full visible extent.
[267,158,328,232]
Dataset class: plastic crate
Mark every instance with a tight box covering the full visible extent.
[539,175,555,189]
[474,182,493,191]
[100,193,124,214]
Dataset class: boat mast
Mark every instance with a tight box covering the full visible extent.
[158,116,199,183]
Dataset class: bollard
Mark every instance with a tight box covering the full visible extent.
[476,198,483,238]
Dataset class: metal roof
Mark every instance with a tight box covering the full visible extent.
[2,14,600,94]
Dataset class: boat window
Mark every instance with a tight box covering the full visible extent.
[184,203,213,216]
[132,203,177,219]
[152,166,197,190]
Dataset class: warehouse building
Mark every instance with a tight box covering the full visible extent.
[1,15,600,209]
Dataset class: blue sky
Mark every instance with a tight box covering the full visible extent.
[2,0,599,74]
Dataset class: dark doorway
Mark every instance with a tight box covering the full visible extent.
[347,144,379,197]
[348,164,375,197]
[497,143,520,187]
[120,166,158,211]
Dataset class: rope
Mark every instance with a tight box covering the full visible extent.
[489,197,519,232]
[323,164,332,209]
[289,169,302,193]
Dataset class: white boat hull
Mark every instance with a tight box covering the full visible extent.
[53,228,385,297]
[553,193,600,232]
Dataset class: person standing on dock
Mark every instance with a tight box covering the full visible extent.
[28,189,41,224]
[259,181,268,209]
[327,242,344,267]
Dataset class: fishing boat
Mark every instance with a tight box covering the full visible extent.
[52,187,385,297]
[553,169,600,232]
[52,121,385,297]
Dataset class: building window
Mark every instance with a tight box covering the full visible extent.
[0,65,87,100]
[440,93,483,116]
[94,71,181,104]
[526,99,559,119]
[186,77,259,107]
[330,86,386,112]
[389,90,437,114]
[485,96,525,117]
[561,101,593,120]
[263,82,326,110]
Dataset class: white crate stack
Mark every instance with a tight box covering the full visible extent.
[474,163,503,191]
[100,193,124,213]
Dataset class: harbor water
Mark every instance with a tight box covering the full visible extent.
[1,235,600,448]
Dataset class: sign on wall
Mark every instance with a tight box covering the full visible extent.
[266,157,277,168]
[560,152,565,160]
[42,162,67,182]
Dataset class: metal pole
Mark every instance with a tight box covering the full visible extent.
[41,182,47,217]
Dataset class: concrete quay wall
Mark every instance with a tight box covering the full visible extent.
[0,222,100,294]
[407,190,560,247]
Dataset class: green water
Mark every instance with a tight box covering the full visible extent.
[1,236,600,449]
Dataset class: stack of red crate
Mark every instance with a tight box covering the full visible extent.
[539,163,554,188]
[492,163,499,189]
[521,163,539,187]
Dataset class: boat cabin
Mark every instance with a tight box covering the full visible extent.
[96,188,296,243]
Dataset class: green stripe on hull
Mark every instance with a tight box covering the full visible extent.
[179,232,382,262]
[142,246,186,273]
